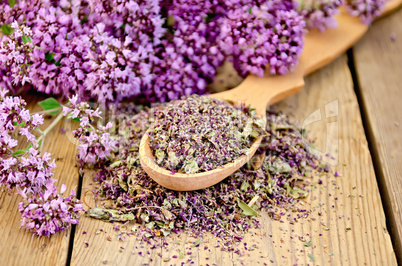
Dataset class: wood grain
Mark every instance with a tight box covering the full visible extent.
[70,55,396,265]
[0,4,400,266]
[250,55,396,265]
[353,6,402,258]
[144,1,401,193]
[0,92,80,265]
[70,169,163,266]
[272,55,396,265]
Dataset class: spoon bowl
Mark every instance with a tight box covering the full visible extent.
[139,2,400,191]
[139,70,306,191]
[139,133,263,191]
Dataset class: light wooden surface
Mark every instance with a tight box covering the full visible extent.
[0,5,401,266]
[0,92,79,265]
[139,4,380,192]
[353,6,402,258]
[272,55,395,265]
[70,55,396,265]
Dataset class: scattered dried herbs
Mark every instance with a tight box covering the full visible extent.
[148,95,265,173]
[86,208,135,222]
[192,238,202,247]
[237,200,258,217]
[86,103,327,245]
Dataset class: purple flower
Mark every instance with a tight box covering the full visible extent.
[0,22,35,91]
[345,0,386,25]
[18,183,84,237]
[217,1,305,76]
[1,0,308,104]
[0,89,84,236]
[295,0,343,31]
[64,97,118,167]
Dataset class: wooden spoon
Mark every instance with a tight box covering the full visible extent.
[139,1,401,191]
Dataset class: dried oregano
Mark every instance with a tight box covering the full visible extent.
[86,102,328,243]
[148,95,265,174]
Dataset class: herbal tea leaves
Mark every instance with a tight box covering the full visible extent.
[148,95,265,174]
[237,199,258,217]
[87,106,325,243]
[86,208,135,222]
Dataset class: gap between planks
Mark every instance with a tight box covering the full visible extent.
[346,48,401,263]
[349,7,402,263]
[67,55,397,266]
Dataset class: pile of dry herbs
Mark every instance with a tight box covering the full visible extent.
[86,103,328,244]
[147,95,265,174]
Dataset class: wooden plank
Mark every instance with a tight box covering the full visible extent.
[70,172,164,266]
[257,55,396,265]
[1,12,397,266]
[70,55,396,265]
[353,6,402,257]
[0,92,80,265]
[1,31,397,266]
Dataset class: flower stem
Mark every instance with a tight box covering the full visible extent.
[36,111,64,144]
[32,107,62,115]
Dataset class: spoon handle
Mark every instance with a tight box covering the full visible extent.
[212,69,305,115]
[212,1,401,114]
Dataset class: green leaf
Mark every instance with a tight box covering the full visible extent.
[72,117,81,122]
[8,0,16,7]
[155,221,165,228]
[54,57,62,66]
[161,228,170,237]
[237,199,258,217]
[13,121,26,127]
[253,179,261,190]
[13,144,32,156]
[240,181,249,192]
[21,36,31,44]
[248,7,252,14]
[269,160,292,173]
[110,160,123,168]
[192,238,202,247]
[44,53,62,66]
[12,149,27,156]
[12,141,37,156]
[285,184,309,199]
[86,208,134,222]
[38,97,61,115]
[308,254,315,262]
[145,221,155,229]
[183,160,199,174]
[45,52,55,63]
[80,15,88,25]
[304,241,312,247]
[300,127,307,136]
[1,24,13,36]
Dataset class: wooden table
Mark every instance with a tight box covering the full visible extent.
[1,7,402,266]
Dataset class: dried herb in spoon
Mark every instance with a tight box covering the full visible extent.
[147,95,265,174]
